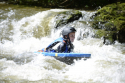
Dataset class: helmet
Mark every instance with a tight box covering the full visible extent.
[62,27,76,36]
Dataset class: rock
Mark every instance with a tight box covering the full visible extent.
[54,10,82,28]
[91,2,125,44]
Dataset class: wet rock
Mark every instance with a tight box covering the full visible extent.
[54,10,82,28]
[91,2,125,44]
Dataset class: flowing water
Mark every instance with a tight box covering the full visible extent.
[0,3,125,83]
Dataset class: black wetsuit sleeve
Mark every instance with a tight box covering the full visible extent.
[57,42,66,53]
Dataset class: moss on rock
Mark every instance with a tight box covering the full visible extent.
[91,2,125,43]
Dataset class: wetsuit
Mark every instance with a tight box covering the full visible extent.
[57,39,74,53]
[42,37,75,65]
[45,37,74,53]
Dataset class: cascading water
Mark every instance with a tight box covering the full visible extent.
[0,4,125,83]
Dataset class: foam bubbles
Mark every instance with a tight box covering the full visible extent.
[0,7,125,83]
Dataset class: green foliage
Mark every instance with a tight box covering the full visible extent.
[7,0,125,9]
[92,2,125,43]
[93,2,125,29]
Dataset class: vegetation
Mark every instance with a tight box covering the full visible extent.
[92,2,125,43]
[6,0,125,9]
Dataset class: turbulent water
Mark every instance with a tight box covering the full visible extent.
[0,3,125,83]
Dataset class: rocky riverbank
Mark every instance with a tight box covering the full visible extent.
[91,2,125,44]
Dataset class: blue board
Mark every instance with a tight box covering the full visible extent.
[34,52,91,58]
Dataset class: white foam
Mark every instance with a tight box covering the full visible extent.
[0,8,125,83]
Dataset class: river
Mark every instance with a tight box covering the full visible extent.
[0,3,125,83]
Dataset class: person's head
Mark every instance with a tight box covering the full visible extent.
[62,27,76,42]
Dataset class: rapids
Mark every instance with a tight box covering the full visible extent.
[0,4,125,83]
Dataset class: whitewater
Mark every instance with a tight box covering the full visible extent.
[0,4,125,83]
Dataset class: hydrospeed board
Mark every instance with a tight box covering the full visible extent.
[34,52,91,58]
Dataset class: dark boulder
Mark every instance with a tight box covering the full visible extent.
[54,10,82,28]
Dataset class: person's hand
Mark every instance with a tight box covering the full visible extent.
[38,50,43,52]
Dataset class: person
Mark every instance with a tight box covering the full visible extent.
[40,27,76,53]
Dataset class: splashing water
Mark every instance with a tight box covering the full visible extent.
[0,4,125,83]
